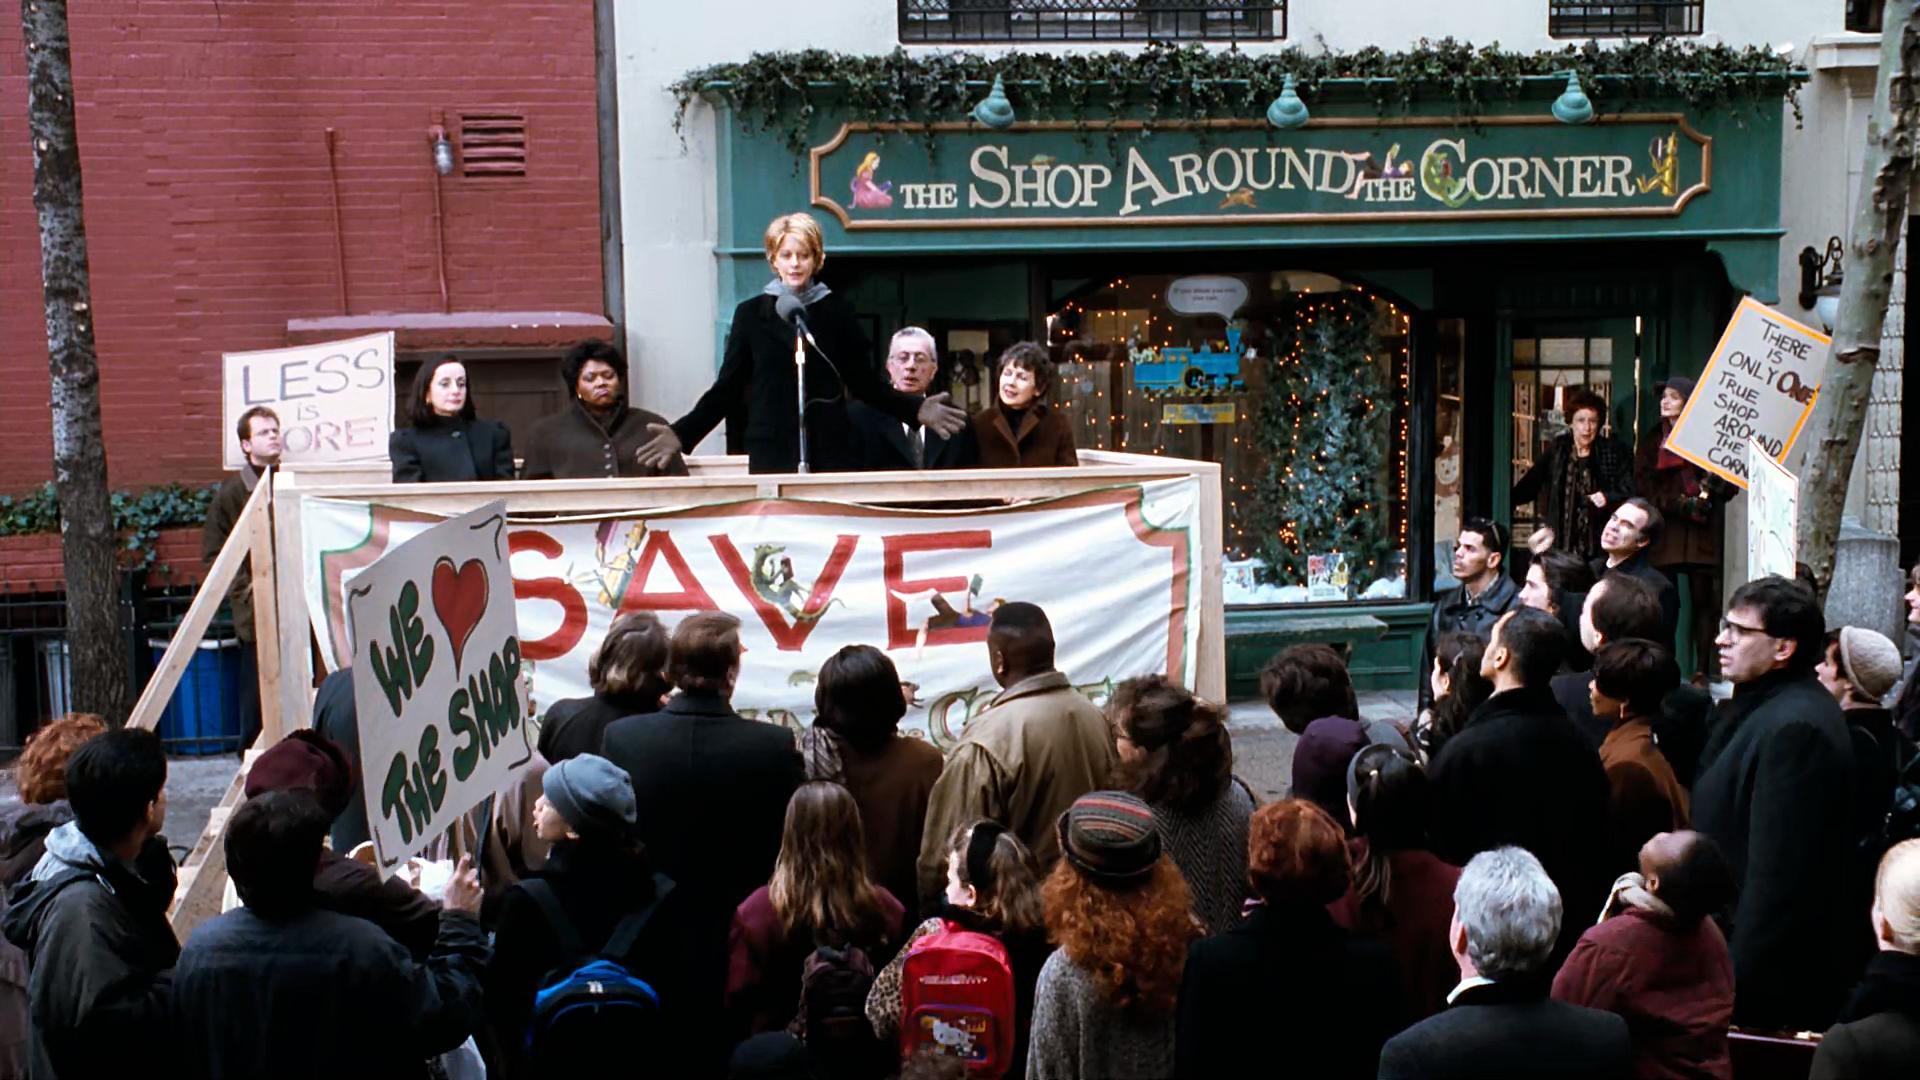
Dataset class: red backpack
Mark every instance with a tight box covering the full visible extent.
[898,922,1016,1077]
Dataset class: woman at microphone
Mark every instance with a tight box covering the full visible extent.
[635,212,966,474]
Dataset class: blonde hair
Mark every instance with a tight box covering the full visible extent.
[763,212,825,271]
[1878,838,1920,952]
[769,781,891,941]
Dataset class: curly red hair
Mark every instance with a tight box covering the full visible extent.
[1041,854,1199,1017]
[1247,798,1350,906]
[14,713,106,805]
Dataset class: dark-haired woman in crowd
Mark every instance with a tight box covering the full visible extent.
[389,356,516,482]
[973,342,1077,468]
[1520,548,1598,671]
[1414,631,1491,762]
[799,644,944,924]
[1109,675,1255,934]
[1178,799,1401,1079]
[520,339,688,479]
[866,820,1052,1078]
[1327,744,1461,1021]
[1513,389,1633,560]
[536,612,671,765]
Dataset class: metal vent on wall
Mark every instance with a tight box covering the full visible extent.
[457,112,528,177]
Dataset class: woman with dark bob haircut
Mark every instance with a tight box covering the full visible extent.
[389,355,516,482]
[519,339,688,479]
[1177,799,1402,1079]
[1328,744,1462,1021]
[1109,675,1255,934]
[972,341,1078,468]
[799,644,943,924]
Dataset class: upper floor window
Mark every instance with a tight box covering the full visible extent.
[1548,1,1703,37]
[899,1,1284,44]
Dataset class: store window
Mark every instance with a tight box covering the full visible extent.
[1043,270,1410,606]
[1507,329,1624,544]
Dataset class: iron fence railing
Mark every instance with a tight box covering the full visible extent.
[1548,1,1704,37]
[899,0,1284,43]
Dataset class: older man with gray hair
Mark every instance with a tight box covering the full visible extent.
[1379,847,1631,1079]
[848,326,978,471]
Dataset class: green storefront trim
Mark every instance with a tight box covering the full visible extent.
[1227,602,1433,698]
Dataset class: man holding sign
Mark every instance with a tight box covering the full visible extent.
[203,405,281,750]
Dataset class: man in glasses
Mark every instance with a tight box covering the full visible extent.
[1691,576,1854,1032]
[848,327,978,472]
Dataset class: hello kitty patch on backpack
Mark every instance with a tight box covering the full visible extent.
[899,922,1015,1077]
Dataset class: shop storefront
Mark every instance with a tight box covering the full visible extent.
[701,80,1789,693]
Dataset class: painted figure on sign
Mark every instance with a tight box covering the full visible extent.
[852,151,894,209]
[752,543,841,622]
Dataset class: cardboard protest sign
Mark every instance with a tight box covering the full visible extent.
[1664,298,1829,488]
[1746,439,1798,582]
[222,332,394,469]
[346,500,532,874]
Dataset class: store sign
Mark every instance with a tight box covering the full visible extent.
[813,117,1709,229]
[222,332,394,470]
[1665,298,1829,488]
[1162,403,1237,425]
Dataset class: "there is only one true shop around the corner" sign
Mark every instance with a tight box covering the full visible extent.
[809,115,1710,229]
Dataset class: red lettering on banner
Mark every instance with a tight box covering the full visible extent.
[509,530,587,661]
[712,534,859,651]
[619,530,719,612]
[882,530,994,651]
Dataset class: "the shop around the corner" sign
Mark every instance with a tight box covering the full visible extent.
[811,116,1709,229]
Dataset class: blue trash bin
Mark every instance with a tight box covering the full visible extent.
[149,639,243,755]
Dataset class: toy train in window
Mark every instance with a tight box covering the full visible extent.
[1130,327,1248,392]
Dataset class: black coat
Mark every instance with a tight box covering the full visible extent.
[1550,671,1607,751]
[1691,669,1856,1030]
[1590,552,1680,651]
[1429,686,1615,966]
[173,906,486,1080]
[1176,903,1402,1079]
[1513,433,1636,556]
[1812,951,1920,1080]
[1418,572,1521,711]
[312,668,371,855]
[535,682,668,764]
[519,400,688,480]
[389,418,515,482]
[1377,977,1632,1079]
[671,292,923,474]
[845,399,977,471]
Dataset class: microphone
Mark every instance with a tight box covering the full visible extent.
[774,291,821,351]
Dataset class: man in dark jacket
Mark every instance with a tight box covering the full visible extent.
[1419,518,1520,711]
[1591,497,1680,646]
[537,611,672,763]
[848,327,978,471]
[1,728,178,1080]
[203,405,281,750]
[1553,573,1665,749]
[1429,606,1614,965]
[1379,846,1631,1079]
[172,791,488,1079]
[311,666,371,853]
[1693,576,1856,1031]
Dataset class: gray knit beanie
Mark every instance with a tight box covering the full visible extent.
[541,753,637,839]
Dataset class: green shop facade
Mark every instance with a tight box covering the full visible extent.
[699,78,1789,696]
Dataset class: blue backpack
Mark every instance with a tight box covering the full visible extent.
[522,874,674,1073]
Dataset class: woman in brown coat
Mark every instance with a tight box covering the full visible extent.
[520,339,689,479]
[973,341,1078,468]
[1635,376,1732,677]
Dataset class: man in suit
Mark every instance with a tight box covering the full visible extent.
[849,326,978,471]
[599,611,804,1066]
[1552,573,1665,749]
[1592,498,1680,647]
[1379,847,1631,1079]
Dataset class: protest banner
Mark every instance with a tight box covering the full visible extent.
[1664,297,1829,488]
[222,332,394,469]
[1746,438,1798,582]
[346,500,533,874]
[305,479,1202,749]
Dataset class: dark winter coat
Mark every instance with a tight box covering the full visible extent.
[312,848,443,961]
[389,417,515,482]
[1512,432,1636,555]
[1418,572,1521,711]
[1328,842,1463,1022]
[519,399,689,480]
[970,401,1077,469]
[1177,902,1402,1079]
[1429,686,1616,965]
[1592,552,1681,652]
[202,462,267,641]
[1551,907,1734,1080]
[725,883,905,1038]
[1690,669,1856,1031]
[0,823,180,1080]
[312,667,371,854]
[1552,671,1608,750]
[835,733,945,929]
[535,683,668,764]
[846,399,977,471]
[670,292,923,474]
[173,904,487,1080]
[1378,977,1633,1080]
[0,801,71,1080]
[1812,950,1920,1080]
[1633,408,1728,570]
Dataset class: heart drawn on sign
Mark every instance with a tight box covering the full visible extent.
[430,556,489,671]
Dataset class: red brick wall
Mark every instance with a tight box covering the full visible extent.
[0,1,605,492]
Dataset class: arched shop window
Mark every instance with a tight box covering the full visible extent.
[1041,271,1411,606]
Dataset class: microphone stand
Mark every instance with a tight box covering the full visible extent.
[793,325,810,474]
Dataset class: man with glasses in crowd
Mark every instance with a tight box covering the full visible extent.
[848,327,977,471]
[1691,576,1856,1032]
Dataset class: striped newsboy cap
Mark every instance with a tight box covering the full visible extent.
[1057,790,1161,886]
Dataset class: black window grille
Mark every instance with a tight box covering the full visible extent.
[899,1,1283,44]
[1548,1,1704,37]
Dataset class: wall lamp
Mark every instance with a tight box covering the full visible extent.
[429,125,455,176]
[1798,235,1844,332]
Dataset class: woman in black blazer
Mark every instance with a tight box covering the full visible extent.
[635,212,967,474]
[389,355,515,482]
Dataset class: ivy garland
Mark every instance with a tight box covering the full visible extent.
[0,482,218,573]
[671,39,1802,162]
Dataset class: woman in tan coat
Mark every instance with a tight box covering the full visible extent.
[972,342,1078,468]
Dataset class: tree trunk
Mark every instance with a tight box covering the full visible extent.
[1798,3,1920,597]
[21,0,129,725]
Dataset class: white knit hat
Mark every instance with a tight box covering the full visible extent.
[1839,626,1903,702]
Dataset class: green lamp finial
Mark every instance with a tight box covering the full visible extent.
[1267,74,1309,130]
[1552,72,1594,125]
[972,74,1015,130]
